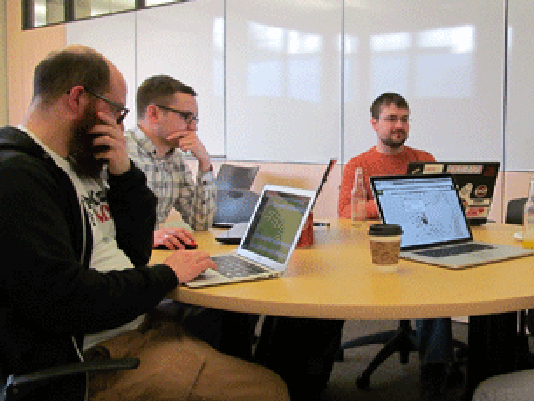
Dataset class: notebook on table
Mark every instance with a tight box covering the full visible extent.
[186,185,316,287]
[215,158,337,244]
[370,174,533,269]
[407,161,500,226]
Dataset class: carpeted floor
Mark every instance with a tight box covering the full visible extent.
[320,319,469,401]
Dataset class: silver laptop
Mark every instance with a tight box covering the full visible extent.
[186,185,316,287]
[370,174,534,269]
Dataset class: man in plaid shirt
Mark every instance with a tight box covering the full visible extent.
[126,75,216,250]
[126,75,256,359]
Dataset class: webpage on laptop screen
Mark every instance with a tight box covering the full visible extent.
[374,177,470,248]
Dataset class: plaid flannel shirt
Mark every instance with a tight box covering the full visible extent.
[125,128,216,231]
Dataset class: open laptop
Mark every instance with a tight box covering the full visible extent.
[215,164,259,190]
[407,161,500,226]
[370,174,534,269]
[215,158,337,244]
[212,189,260,228]
[212,164,260,228]
[186,184,316,287]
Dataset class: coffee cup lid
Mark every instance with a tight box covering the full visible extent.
[369,223,403,236]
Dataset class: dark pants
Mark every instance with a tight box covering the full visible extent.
[254,317,345,401]
[416,318,454,365]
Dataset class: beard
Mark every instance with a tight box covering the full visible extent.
[381,130,407,149]
[68,104,107,179]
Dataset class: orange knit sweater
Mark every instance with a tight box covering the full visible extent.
[338,146,435,219]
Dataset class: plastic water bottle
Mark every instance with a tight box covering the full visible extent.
[522,176,534,249]
[351,167,366,226]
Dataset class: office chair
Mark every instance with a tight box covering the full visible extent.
[505,197,527,225]
[504,197,534,369]
[215,164,259,190]
[338,320,467,389]
[1,358,139,401]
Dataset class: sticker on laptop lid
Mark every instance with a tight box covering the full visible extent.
[422,164,444,173]
[466,206,489,218]
[474,185,488,198]
[468,198,490,206]
[447,165,483,174]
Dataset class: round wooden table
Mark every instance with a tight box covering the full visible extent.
[150,220,534,320]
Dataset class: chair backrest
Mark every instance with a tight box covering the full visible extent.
[505,197,527,225]
[215,164,259,190]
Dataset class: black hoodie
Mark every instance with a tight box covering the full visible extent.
[0,126,177,400]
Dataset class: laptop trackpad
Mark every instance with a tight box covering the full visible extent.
[186,268,228,287]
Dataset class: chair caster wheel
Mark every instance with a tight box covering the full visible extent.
[356,375,370,389]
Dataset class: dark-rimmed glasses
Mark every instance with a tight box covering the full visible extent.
[85,88,129,124]
[380,115,410,124]
[156,104,199,125]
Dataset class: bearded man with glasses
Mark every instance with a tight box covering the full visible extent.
[336,92,454,400]
[0,45,288,401]
[254,93,451,401]
[338,92,435,219]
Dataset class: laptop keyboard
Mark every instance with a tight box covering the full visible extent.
[414,243,494,258]
[211,255,266,278]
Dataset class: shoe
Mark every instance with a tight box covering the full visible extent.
[420,363,448,401]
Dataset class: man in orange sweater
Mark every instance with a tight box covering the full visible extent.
[339,93,456,401]
[338,92,435,219]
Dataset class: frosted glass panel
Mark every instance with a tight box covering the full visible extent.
[136,1,224,156]
[506,0,534,171]
[63,0,517,167]
[226,0,342,163]
[343,0,503,166]
[248,61,283,97]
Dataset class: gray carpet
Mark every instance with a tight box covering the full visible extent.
[320,319,469,401]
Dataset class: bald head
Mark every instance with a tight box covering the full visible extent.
[32,45,112,106]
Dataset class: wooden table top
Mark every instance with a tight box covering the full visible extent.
[149,220,534,320]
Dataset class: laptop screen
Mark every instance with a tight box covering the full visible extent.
[241,189,311,263]
[371,175,472,249]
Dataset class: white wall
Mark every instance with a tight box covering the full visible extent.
[65,0,534,170]
[505,0,534,171]
[344,0,504,165]
[136,1,225,157]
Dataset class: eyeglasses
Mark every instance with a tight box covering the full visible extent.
[380,115,410,124]
[156,104,199,125]
[85,89,129,124]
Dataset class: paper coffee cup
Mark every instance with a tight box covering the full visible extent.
[369,224,403,272]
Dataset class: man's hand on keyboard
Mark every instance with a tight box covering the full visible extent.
[164,250,217,284]
[154,228,197,250]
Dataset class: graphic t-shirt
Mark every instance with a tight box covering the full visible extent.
[20,126,144,350]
